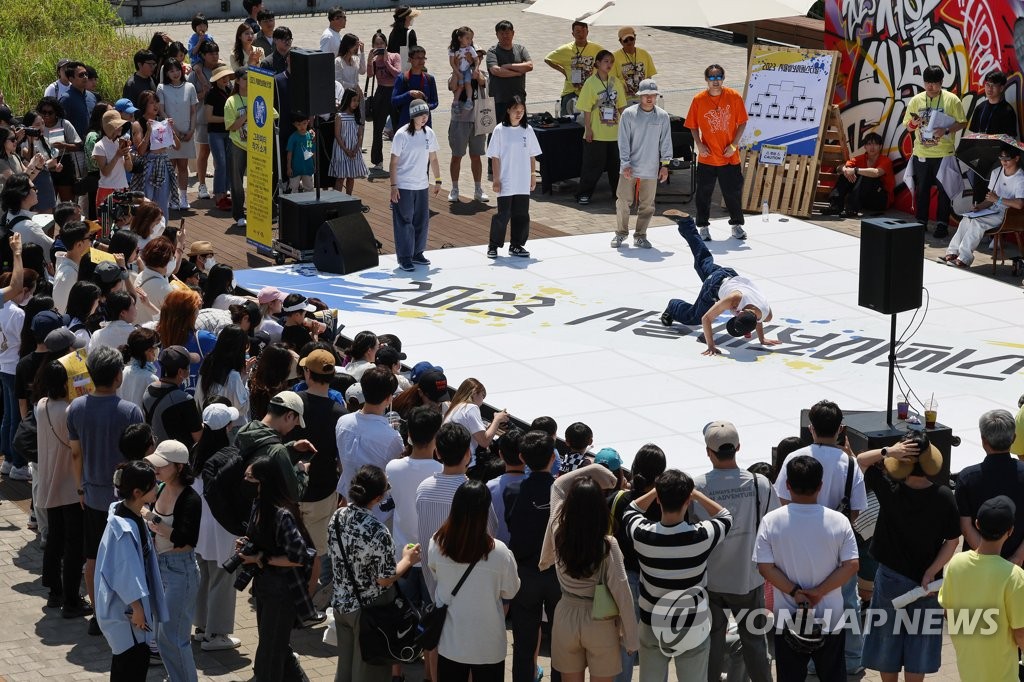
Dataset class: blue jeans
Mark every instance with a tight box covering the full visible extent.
[208,131,232,195]
[391,187,430,265]
[841,571,863,671]
[158,550,200,682]
[616,569,644,682]
[0,372,23,468]
[663,215,738,326]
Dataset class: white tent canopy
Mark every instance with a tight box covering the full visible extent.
[524,0,817,28]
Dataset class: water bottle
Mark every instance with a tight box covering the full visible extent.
[762,201,769,222]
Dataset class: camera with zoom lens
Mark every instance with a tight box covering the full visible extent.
[223,539,259,591]
[22,127,41,138]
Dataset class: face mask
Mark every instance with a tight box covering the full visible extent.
[205,256,217,269]
[165,256,177,274]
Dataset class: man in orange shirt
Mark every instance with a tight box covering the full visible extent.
[826,132,894,217]
[685,64,749,241]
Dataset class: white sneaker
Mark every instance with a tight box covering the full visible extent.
[731,225,748,240]
[237,218,247,227]
[201,634,242,651]
[197,185,210,200]
[179,191,190,210]
[474,187,489,202]
[9,465,32,481]
[0,460,11,476]
[699,226,712,241]
[447,187,459,203]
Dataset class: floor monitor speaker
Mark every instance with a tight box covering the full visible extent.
[314,214,379,274]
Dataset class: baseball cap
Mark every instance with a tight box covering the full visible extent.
[617,26,637,40]
[176,259,200,281]
[114,98,138,115]
[203,403,240,431]
[31,310,69,341]
[56,58,71,71]
[270,390,305,427]
[44,327,84,353]
[410,361,443,382]
[299,349,336,375]
[281,293,315,313]
[188,240,214,257]
[145,439,190,468]
[257,286,287,304]
[375,345,402,368]
[345,383,365,405]
[636,79,659,97]
[595,447,622,472]
[158,345,191,372]
[977,495,1016,538]
[703,420,739,453]
[726,311,757,337]
[94,260,127,284]
[417,369,448,402]
[409,99,429,118]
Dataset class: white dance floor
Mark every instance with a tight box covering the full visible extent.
[235,215,1024,473]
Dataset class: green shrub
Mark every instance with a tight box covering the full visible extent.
[0,0,145,114]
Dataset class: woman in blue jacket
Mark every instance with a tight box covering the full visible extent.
[95,460,169,680]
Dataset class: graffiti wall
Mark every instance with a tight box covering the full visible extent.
[825,0,1022,212]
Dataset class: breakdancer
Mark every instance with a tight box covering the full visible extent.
[659,209,779,355]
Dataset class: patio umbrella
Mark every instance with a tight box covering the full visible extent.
[956,133,1024,181]
[524,0,817,29]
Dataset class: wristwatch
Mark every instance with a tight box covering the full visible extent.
[880,447,888,458]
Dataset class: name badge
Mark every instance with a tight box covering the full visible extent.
[303,150,314,161]
[600,107,616,123]
[571,68,583,85]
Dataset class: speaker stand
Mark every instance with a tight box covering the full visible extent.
[885,313,897,427]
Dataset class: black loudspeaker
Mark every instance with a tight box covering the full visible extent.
[279,189,363,251]
[858,217,925,314]
[289,48,335,117]
[797,409,954,483]
[314,214,379,274]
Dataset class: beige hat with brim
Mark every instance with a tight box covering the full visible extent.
[102,110,128,138]
[211,64,235,82]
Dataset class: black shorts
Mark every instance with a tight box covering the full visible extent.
[83,506,108,559]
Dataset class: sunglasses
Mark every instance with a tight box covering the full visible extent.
[708,76,724,81]
[999,156,1015,161]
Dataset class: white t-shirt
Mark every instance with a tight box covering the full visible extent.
[444,401,487,459]
[194,371,249,428]
[988,166,1024,219]
[774,443,868,512]
[89,319,136,353]
[94,136,129,190]
[343,358,373,380]
[320,27,341,57]
[391,125,439,190]
[157,82,199,132]
[718,275,771,320]
[428,538,520,664]
[486,124,542,197]
[335,412,405,521]
[213,292,247,310]
[385,456,443,561]
[0,300,24,374]
[257,317,283,343]
[135,270,173,324]
[753,503,858,631]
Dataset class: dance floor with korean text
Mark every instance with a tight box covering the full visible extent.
[235,215,1023,472]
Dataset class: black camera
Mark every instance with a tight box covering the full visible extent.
[223,539,259,591]
[22,127,41,138]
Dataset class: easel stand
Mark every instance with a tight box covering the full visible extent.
[735,46,842,218]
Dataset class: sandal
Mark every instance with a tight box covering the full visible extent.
[937,254,957,263]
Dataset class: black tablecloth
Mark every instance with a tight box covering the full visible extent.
[532,122,584,194]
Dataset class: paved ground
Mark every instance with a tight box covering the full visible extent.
[3,4,1016,680]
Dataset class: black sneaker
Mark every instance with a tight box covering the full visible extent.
[509,245,530,257]
[398,261,415,272]
[411,253,431,265]
[88,616,101,636]
[296,610,327,629]
[46,591,63,608]
[660,310,673,327]
[576,195,591,205]
[486,247,498,259]
[149,649,162,666]
[62,600,94,619]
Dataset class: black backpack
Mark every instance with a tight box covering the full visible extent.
[12,409,38,464]
[201,445,250,536]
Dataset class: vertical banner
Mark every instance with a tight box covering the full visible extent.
[246,67,275,251]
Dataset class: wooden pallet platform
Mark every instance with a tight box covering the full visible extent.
[179,177,568,272]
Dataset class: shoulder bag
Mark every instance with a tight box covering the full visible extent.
[333,512,423,664]
[591,550,620,620]
[473,83,497,136]
[415,556,478,650]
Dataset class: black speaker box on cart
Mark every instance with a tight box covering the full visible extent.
[314,214,380,275]
[278,190,363,251]
[858,217,925,314]
[794,409,954,485]
[289,48,335,117]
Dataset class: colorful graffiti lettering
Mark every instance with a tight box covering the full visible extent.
[825,0,1023,213]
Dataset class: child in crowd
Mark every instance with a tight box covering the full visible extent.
[286,115,316,194]
[187,14,213,66]
[447,26,478,111]
[487,428,525,544]
[330,89,367,195]
[561,421,594,472]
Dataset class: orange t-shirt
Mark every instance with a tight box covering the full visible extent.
[846,152,895,207]
[685,87,748,166]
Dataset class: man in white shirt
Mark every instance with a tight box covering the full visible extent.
[319,7,346,56]
[334,367,404,522]
[692,421,777,682]
[385,406,442,609]
[773,399,868,676]
[52,221,93,314]
[754,455,859,682]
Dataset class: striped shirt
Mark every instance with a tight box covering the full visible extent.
[415,472,498,597]
[622,503,731,627]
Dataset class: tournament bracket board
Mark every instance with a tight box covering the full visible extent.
[736,46,840,217]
